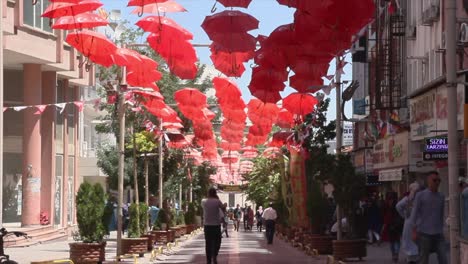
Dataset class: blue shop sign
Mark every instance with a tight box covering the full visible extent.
[425,136,448,153]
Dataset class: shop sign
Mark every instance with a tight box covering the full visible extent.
[379,168,403,182]
[425,136,448,152]
[373,132,409,169]
[423,152,448,161]
[410,83,464,141]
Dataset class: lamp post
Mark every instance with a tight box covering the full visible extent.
[335,56,343,241]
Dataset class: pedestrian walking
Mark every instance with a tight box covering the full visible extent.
[409,171,447,264]
[201,187,224,264]
[262,202,277,244]
[233,204,242,232]
[382,192,404,263]
[247,206,254,231]
[396,182,421,264]
[242,203,249,231]
[367,193,383,245]
[256,206,264,232]
[221,203,229,238]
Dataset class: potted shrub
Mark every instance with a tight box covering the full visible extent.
[330,155,367,261]
[69,182,107,264]
[176,210,187,235]
[121,203,148,257]
[151,208,171,244]
[184,203,196,233]
[138,203,156,251]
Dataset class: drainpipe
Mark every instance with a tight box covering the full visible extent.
[445,0,460,263]
[0,0,4,227]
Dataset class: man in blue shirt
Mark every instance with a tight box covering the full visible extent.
[409,171,447,264]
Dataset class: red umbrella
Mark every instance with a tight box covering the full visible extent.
[65,30,117,67]
[132,90,164,101]
[222,151,239,164]
[201,10,259,34]
[52,12,108,30]
[269,131,294,147]
[221,141,241,151]
[127,0,169,7]
[277,108,295,129]
[50,0,82,2]
[137,16,193,40]
[209,32,257,52]
[251,90,282,104]
[131,1,186,14]
[162,122,183,130]
[42,0,103,18]
[262,147,281,158]
[282,93,318,116]
[213,77,242,99]
[216,0,252,8]
[174,88,207,109]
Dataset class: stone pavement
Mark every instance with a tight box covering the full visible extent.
[4,227,448,263]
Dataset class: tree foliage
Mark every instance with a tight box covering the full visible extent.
[243,157,282,207]
[75,182,106,243]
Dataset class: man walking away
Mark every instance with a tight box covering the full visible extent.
[262,202,277,244]
[202,187,224,264]
[233,204,241,231]
[409,171,447,264]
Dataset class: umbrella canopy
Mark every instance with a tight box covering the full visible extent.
[52,12,108,30]
[216,0,252,8]
[65,30,118,67]
[202,10,259,34]
[136,16,193,40]
[213,77,242,99]
[282,93,318,116]
[127,0,169,7]
[269,131,294,147]
[42,0,103,18]
[220,141,241,151]
[174,88,207,107]
[276,108,295,129]
[131,1,186,14]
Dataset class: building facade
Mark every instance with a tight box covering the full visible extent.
[2,0,95,230]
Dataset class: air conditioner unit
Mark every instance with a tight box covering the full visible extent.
[460,23,468,44]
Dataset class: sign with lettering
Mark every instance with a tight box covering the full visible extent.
[425,136,448,153]
[410,83,464,141]
[423,152,448,161]
[372,132,409,169]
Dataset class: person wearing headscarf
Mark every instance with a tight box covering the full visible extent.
[396,182,421,264]
[256,206,264,232]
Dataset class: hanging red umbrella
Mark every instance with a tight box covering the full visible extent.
[65,30,117,67]
[221,141,241,151]
[162,122,183,130]
[282,93,319,116]
[42,0,103,18]
[127,0,169,7]
[251,90,282,104]
[132,90,164,101]
[131,0,186,14]
[201,10,259,34]
[52,12,108,30]
[213,77,242,99]
[50,0,82,2]
[222,151,239,164]
[137,16,192,39]
[262,147,281,158]
[210,52,246,77]
[216,0,252,8]
[209,32,257,52]
[269,131,294,147]
[277,108,295,129]
[174,88,207,107]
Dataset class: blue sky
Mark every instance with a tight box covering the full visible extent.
[100,0,353,122]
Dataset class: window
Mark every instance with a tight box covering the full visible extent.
[23,0,53,33]
[56,81,64,154]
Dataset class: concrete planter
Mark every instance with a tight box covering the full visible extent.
[69,242,106,264]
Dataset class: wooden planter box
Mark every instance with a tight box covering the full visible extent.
[332,239,367,261]
[185,224,193,234]
[121,237,148,257]
[141,233,156,251]
[179,225,187,236]
[306,235,333,255]
[69,242,106,264]
[170,227,182,238]
[168,229,176,242]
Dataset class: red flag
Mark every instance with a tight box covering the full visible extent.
[34,105,48,115]
[74,101,84,112]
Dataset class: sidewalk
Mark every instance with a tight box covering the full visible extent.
[4,228,449,263]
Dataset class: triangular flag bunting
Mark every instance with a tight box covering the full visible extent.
[34,105,47,115]
[74,102,84,112]
[13,106,27,112]
[56,103,67,114]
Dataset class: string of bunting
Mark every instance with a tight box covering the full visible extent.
[3,98,102,115]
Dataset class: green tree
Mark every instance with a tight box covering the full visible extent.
[243,157,282,207]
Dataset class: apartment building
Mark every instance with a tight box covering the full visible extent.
[2,0,94,233]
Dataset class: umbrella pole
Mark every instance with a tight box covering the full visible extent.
[159,122,164,209]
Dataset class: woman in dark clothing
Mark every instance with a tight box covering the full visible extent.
[367,194,383,244]
[382,193,404,263]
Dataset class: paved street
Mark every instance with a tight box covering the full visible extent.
[4,226,448,263]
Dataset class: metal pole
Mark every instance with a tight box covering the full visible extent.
[189,183,193,203]
[144,154,149,231]
[446,0,460,262]
[158,122,163,208]
[335,56,343,240]
[116,62,127,257]
[0,0,4,227]
[179,184,182,210]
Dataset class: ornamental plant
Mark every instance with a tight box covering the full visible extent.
[76,182,106,243]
